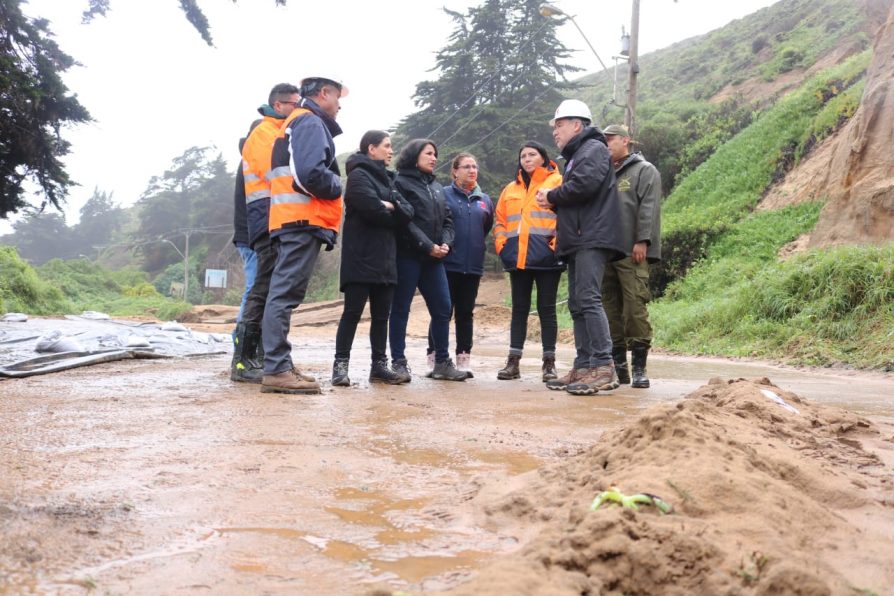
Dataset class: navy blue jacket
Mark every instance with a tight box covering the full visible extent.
[270,97,342,248]
[442,183,494,276]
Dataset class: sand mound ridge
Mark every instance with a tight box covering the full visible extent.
[427,378,893,595]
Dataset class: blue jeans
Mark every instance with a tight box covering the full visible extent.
[236,244,257,323]
[567,248,613,368]
[390,256,452,363]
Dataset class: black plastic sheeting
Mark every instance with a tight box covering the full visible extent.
[0,315,230,378]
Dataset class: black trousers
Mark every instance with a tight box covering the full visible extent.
[335,283,395,362]
[241,233,276,327]
[428,271,481,355]
[508,268,562,357]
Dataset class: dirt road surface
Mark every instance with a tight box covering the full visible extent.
[3,280,893,594]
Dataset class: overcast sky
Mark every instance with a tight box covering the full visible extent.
[8,0,778,233]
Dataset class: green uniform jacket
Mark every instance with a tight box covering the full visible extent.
[614,152,662,263]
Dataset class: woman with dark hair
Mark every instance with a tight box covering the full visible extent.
[389,139,468,382]
[425,152,494,376]
[493,140,565,381]
[331,130,414,386]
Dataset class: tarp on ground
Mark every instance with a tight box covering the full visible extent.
[0,315,230,378]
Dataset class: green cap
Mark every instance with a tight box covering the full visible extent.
[602,124,630,137]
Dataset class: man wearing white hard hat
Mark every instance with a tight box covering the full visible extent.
[535,99,626,396]
[260,76,349,394]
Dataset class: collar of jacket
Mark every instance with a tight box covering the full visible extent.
[517,161,559,186]
[561,126,606,161]
[299,97,343,137]
[345,152,392,183]
[451,181,482,199]
[256,104,287,119]
[615,151,644,173]
[398,167,435,185]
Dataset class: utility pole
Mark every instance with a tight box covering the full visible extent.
[626,0,640,136]
[182,231,190,301]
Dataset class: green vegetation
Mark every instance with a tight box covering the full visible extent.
[0,248,190,320]
[575,0,870,194]
[37,258,192,320]
[652,239,894,370]
[652,52,869,295]
[0,246,67,314]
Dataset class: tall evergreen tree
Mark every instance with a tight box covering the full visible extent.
[0,0,91,219]
[395,0,579,193]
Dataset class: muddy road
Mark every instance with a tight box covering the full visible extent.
[2,305,893,594]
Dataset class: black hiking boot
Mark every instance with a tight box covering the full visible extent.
[431,358,469,381]
[331,358,351,387]
[369,358,404,385]
[391,358,412,384]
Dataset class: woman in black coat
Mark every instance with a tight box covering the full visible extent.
[332,130,414,386]
[388,138,468,382]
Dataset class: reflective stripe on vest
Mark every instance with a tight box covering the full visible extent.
[268,108,343,233]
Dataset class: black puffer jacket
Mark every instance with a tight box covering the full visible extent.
[546,126,626,259]
[339,153,414,289]
[394,167,455,260]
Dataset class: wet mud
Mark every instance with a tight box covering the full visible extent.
[2,316,893,594]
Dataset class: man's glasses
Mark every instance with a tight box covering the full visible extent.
[278,100,299,106]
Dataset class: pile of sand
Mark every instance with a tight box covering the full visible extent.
[435,378,894,595]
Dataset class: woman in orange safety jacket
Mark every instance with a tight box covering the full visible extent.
[493,140,564,382]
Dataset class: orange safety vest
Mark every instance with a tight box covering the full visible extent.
[268,108,343,233]
[494,162,563,270]
[241,116,280,206]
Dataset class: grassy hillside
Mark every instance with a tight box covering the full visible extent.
[645,49,893,370]
[572,0,876,193]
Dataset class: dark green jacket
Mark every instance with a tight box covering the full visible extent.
[613,152,662,263]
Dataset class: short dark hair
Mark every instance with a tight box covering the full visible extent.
[299,78,342,99]
[396,138,438,171]
[268,83,299,106]
[359,130,390,155]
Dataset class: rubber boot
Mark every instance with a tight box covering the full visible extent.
[231,322,263,383]
[369,358,404,385]
[612,346,630,385]
[331,358,351,387]
[541,356,558,382]
[631,346,650,388]
[431,358,469,381]
[497,354,521,380]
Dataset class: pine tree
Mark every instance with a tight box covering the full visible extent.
[394,0,580,194]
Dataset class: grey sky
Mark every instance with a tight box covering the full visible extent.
[7,0,777,233]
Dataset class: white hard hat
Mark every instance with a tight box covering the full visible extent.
[549,99,592,126]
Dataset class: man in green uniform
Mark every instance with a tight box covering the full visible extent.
[602,124,662,388]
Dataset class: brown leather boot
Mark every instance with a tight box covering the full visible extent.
[541,356,558,382]
[546,367,586,391]
[497,354,521,380]
[565,364,619,396]
[261,370,321,394]
[291,367,316,382]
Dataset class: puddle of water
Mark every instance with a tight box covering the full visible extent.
[374,551,490,584]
